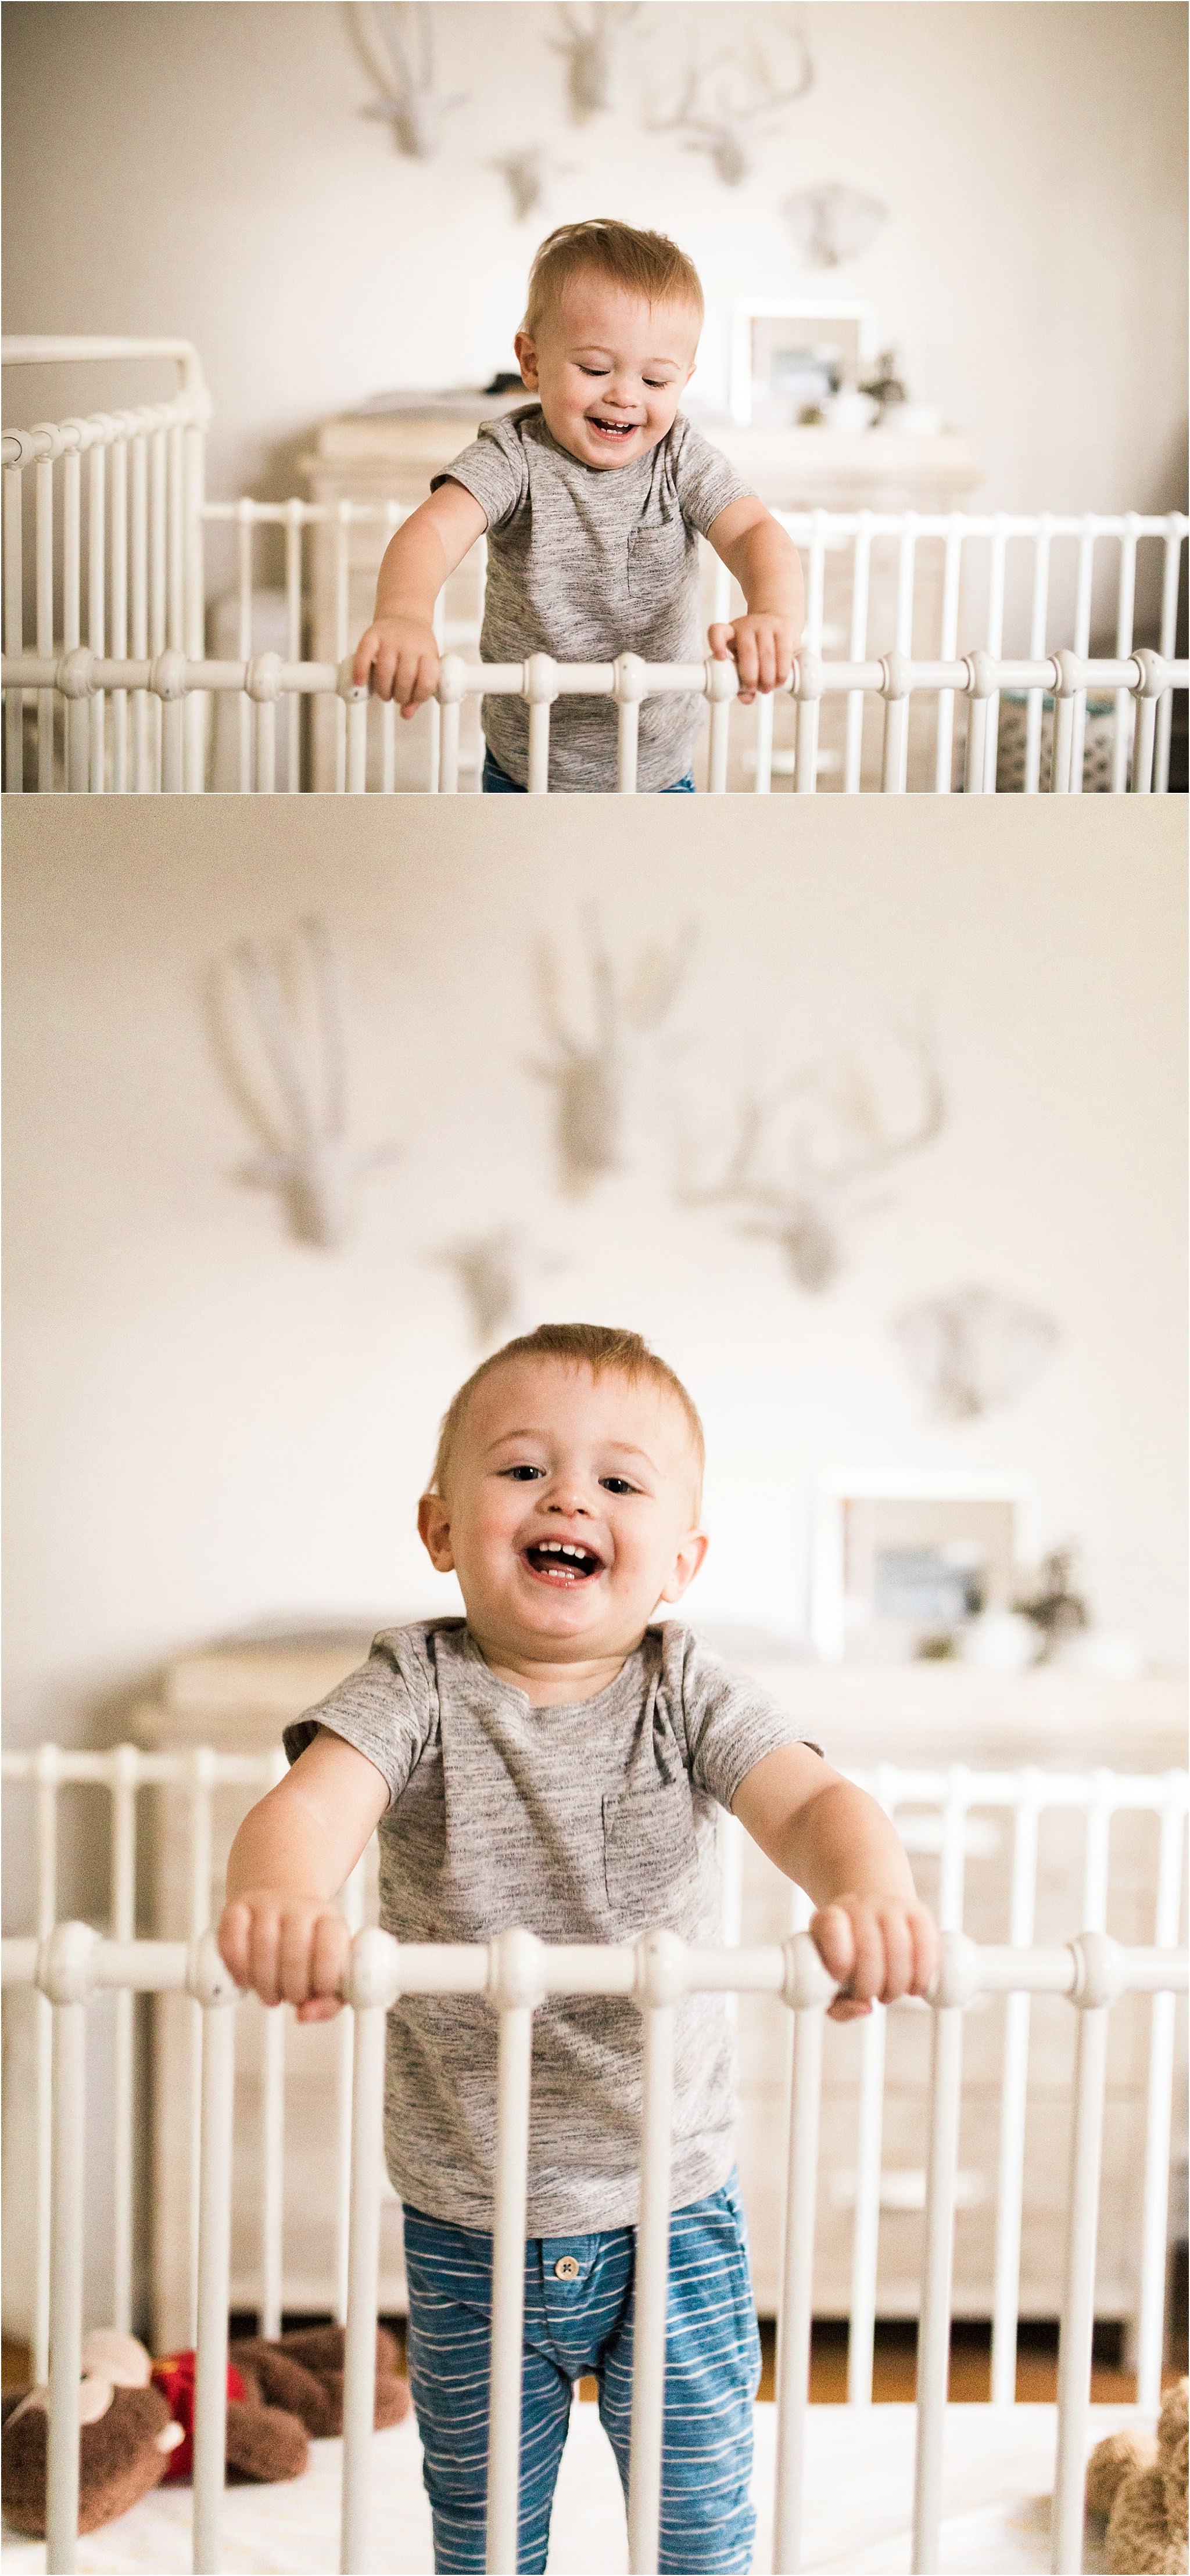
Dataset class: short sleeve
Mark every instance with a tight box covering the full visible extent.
[430,415,530,533]
[665,1624,822,1810]
[669,421,756,538]
[282,1627,436,1809]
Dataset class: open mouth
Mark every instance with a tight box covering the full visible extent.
[587,417,637,443]
[522,1540,604,1583]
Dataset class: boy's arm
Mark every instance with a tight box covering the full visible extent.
[705,497,805,705]
[220,1729,390,2022]
[353,481,489,714]
[732,1742,938,2022]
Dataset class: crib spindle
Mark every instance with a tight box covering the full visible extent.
[772,1930,829,2575]
[3,462,23,792]
[990,1773,1042,2405]
[191,1932,238,2576]
[35,453,55,792]
[911,1934,970,2575]
[1051,1933,1116,2576]
[486,1932,542,2575]
[340,1934,390,2576]
[45,1928,94,2576]
[1134,1787,1188,2413]
[626,1934,680,2576]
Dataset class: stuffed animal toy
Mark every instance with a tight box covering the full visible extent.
[2,2330,183,2537]
[1085,2378,1188,2574]
[2,2321,411,2539]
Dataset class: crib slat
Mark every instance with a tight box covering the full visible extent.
[1134,1788,1187,2411]
[87,441,105,793]
[772,1931,827,2575]
[990,1774,1041,2405]
[46,1955,89,2575]
[30,1751,62,2387]
[109,1747,138,2334]
[35,455,55,792]
[627,1936,679,2576]
[486,1934,540,2576]
[3,462,24,792]
[335,1855,368,2326]
[340,1970,388,2576]
[192,1937,238,2576]
[1051,1957,1112,2575]
[911,1958,967,2573]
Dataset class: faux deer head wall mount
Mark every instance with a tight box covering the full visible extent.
[436,1226,565,1351]
[355,1,465,158]
[550,2,640,124]
[529,915,697,1196]
[646,11,812,186]
[893,1285,1061,1421]
[681,1018,945,1293]
[209,918,400,1251]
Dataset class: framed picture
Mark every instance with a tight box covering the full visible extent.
[809,1468,1036,1663]
[728,299,876,429]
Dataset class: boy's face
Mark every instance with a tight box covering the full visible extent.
[418,1358,708,1667]
[514,277,700,473]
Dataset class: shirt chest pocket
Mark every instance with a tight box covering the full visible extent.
[602,1776,698,1914]
[626,522,690,602]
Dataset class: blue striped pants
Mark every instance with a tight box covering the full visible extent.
[402,2173,761,2573]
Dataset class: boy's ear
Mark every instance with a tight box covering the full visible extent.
[417,1492,456,1572]
[514,330,539,391]
[658,1528,709,1605]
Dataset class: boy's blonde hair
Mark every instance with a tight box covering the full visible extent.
[430,1322,705,1505]
[522,220,704,342]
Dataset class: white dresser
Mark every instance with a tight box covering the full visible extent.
[134,1642,1184,2343]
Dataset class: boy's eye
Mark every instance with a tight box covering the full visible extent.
[599,1476,638,1496]
[502,1464,544,1481]
[579,365,611,378]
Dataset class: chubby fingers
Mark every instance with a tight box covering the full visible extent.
[811,1895,940,2022]
[352,628,381,691]
[217,1896,348,2019]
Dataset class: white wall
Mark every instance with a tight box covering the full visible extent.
[3,1,1187,527]
[3,797,1185,1915]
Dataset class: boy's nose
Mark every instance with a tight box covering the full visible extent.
[546,1489,591,1517]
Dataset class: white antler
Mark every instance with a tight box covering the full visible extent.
[357,1,465,159]
[646,14,812,185]
[681,1021,944,1292]
[211,918,399,1250]
[549,2,640,124]
[529,914,696,1192]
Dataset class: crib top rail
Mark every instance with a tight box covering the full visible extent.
[2,1920,1187,2004]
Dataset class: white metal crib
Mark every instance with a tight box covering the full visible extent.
[3,338,1187,797]
[2,1744,1185,2576]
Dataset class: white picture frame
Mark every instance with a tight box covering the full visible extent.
[728,299,877,428]
[809,1467,1037,1663]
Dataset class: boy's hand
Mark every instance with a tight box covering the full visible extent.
[810,1893,938,2023]
[218,1888,351,2024]
[708,613,800,706]
[353,616,440,718]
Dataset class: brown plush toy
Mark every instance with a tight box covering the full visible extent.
[2,2322,411,2539]
[1085,2379,1188,2574]
[2,2331,184,2538]
[226,2322,411,2453]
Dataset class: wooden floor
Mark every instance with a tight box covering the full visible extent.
[7,2320,1184,2405]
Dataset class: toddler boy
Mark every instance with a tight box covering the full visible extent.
[352,221,805,792]
[220,1323,935,2574]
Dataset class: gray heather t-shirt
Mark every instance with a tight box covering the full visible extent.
[284,1617,812,2234]
[431,405,753,794]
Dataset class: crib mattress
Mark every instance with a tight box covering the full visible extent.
[1,2402,1137,2573]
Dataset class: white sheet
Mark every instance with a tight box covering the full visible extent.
[1,2402,1138,2574]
